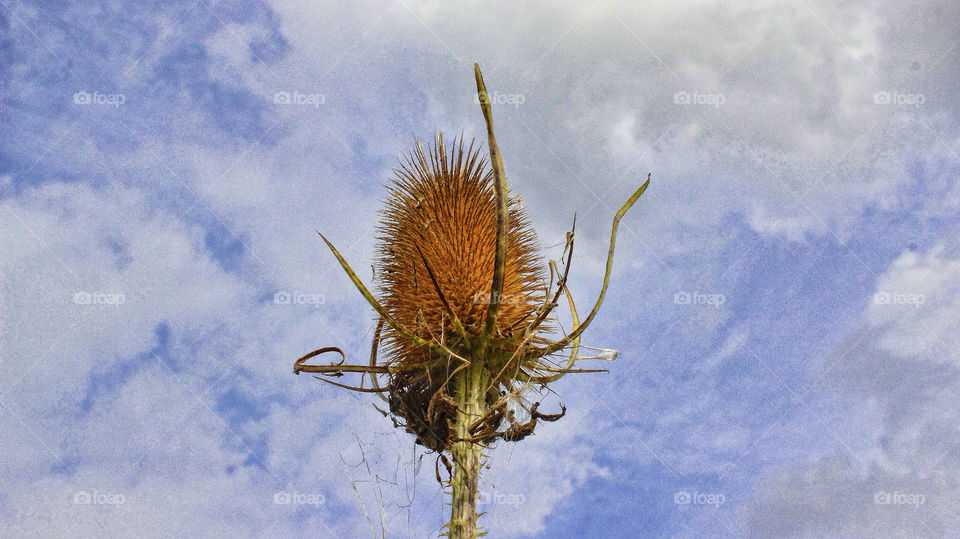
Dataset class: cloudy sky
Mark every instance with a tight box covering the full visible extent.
[2,0,959,537]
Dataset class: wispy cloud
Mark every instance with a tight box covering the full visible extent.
[2,0,959,536]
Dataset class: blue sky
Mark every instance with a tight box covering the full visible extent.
[2,0,960,537]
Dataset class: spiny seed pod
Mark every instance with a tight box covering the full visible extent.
[373,134,554,451]
[376,134,549,362]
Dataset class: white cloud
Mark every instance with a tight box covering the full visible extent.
[479,406,611,536]
[0,181,252,399]
[4,0,960,536]
[867,246,960,362]
[744,245,960,536]
[0,180,367,535]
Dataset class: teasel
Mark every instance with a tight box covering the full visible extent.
[294,64,650,538]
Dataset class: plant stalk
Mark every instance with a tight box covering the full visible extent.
[447,358,489,537]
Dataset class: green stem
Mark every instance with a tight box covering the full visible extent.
[447,359,489,537]
[474,63,509,348]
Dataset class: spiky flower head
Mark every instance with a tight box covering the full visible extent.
[373,134,553,450]
[294,64,649,538]
[375,134,549,365]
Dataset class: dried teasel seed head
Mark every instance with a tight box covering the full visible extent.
[374,133,550,369]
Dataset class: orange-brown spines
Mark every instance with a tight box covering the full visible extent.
[374,134,546,367]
